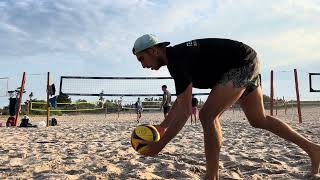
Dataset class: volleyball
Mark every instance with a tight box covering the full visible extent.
[131,124,160,154]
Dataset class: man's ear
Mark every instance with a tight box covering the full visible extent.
[150,46,160,56]
[145,48,154,55]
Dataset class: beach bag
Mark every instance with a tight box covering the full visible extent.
[20,116,30,127]
[51,118,57,126]
[9,98,17,116]
[6,116,15,127]
[20,116,37,127]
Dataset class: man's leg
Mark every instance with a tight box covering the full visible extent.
[191,108,195,125]
[239,86,320,174]
[163,107,167,119]
[136,113,139,123]
[200,82,245,179]
[195,109,198,124]
[164,106,171,119]
[191,114,196,124]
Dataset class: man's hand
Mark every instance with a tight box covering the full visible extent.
[153,125,166,138]
[140,141,165,156]
[139,125,166,156]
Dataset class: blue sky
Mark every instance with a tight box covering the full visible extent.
[0,0,320,107]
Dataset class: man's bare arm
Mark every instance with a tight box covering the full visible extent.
[160,100,178,128]
[159,84,193,146]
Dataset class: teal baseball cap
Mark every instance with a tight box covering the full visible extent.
[132,34,170,55]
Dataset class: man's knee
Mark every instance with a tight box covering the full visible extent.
[199,110,208,124]
[247,116,268,129]
[199,110,219,126]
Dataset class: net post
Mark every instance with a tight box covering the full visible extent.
[6,77,9,96]
[59,76,64,95]
[309,73,312,92]
[283,96,287,115]
[104,99,108,118]
[294,69,302,123]
[27,100,30,115]
[275,97,278,115]
[270,70,274,116]
[259,74,262,87]
[14,72,26,127]
[47,72,50,127]
[117,103,120,119]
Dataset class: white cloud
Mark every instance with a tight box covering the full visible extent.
[0,0,320,106]
[272,0,320,19]
[0,0,319,71]
[255,28,320,66]
[182,0,320,68]
[0,22,29,36]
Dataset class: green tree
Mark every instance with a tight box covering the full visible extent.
[57,94,71,103]
[76,99,87,103]
[29,92,34,101]
[15,87,26,97]
[97,91,105,108]
[99,90,105,102]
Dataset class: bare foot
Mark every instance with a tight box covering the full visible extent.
[309,145,320,174]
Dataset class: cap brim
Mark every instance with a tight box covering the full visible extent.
[161,42,170,46]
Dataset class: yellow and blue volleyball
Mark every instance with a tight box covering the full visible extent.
[131,124,160,154]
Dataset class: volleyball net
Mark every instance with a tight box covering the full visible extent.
[0,77,9,97]
[309,73,320,92]
[120,100,162,111]
[260,70,320,123]
[58,76,210,113]
[30,101,104,112]
[59,76,210,97]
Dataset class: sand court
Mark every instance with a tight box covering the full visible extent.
[0,107,320,179]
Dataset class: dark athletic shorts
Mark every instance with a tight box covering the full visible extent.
[163,106,171,114]
[217,56,260,98]
[135,109,142,114]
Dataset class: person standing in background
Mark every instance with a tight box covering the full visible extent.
[160,85,171,118]
[135,97,143,123]
[191,96,198,125]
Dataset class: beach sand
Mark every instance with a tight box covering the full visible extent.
[0,107,320,179]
